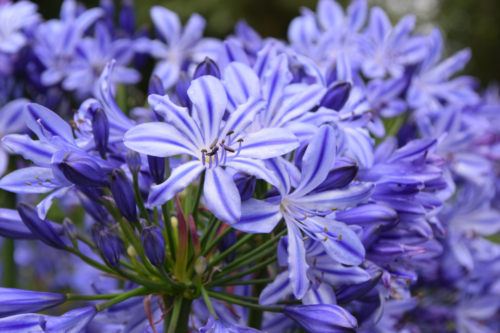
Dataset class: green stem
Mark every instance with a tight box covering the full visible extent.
[95,287,150,311]
[201,286,218,318]
[176,298,193,333]
[133,173,152,225]
[167,297,183,333]
[117,268,180,293]
[2,239,15,288]
[216,292,258,303]
[207,291,283,313]
[215,278,274,286]
[199,216,218,249]
[191,170,205,223]
[213,244,278,279]
[153,207,159,226]
[206,256,277,288]
[66,246,116,274]
[162,295,174,331]
[221,229,286,273]
[201,226,233,257]
[66,293,123,301]
[159,266,185,290]
[207,233,255,270]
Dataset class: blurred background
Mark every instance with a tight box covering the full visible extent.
[34,0,500,86]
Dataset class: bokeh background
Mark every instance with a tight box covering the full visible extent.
[35,0,500,86]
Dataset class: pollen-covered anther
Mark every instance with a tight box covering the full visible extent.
[26,182,31,185]
[337,235,342,242]
[331,208,338,211]
[303,236,309,241]
[226,131,234,136]
[323,235,329,242]
[210,137,218,149]
[313,257,317,266]
[324,227,328,232]
[224,146,235,153]
[35,176,39,179]
[45,179,51,182]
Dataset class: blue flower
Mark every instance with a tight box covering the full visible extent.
[0,98,29,177]
[233,125,374,299]
[0,287,67,318]
[124,75,298,223]
[62,21,141,98]
[283,304,358,333]
[0,0,40,54]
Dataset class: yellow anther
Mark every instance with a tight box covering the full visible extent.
[302,236,309,241]
[338,235,342,242]
[324,227,328,232]
[304,214,309,219]
[323,235,329,242]
[331,207,338,211]
[35,176,39,179]
[26,182,31,185]
[45,179,51,182]
[313,257,317,266]
[38,182,42,185]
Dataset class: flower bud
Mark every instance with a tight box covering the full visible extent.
[92,108,109,158]
[76,190,110,225]
[194,256,207,275]
[91,223,105,248]
[119,0,135,37]
[335,267,383,304]
[193,57,221,80]
[111,169,138,222]
[149,74,164,96]
[284,304,358,333]
[0,288,67,318]
[62,218,77,242]
[141,225,165,267]
[126,150,142,175]
[0,208,62,240]
[18,203,66,250]
[217,228,237,264]
[58,151,110,187]
[147,155,165,185]
[320,81,351,111]
[175,72,191,108]
[233,172,256,201]
[313,157,358,192]
[127,245,137,257]
[98,230,121,269]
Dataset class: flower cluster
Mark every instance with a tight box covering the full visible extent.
[0,0,499,332]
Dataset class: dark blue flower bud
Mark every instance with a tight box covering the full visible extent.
[314,157,358,192]
[147,155,165,185]
[126,150,142,175]
[75,186,104,201]
[119,0,135,37]
[149,74,165,96]
[17,203,66,249]
[284,304,358,333]
[141,225,165,267]
[111,169,138,222]
[98,230,121,269]
[366,242,427,265]
[91,223,105,248]
[58,151,110,187]
[233,172,256,201]
[335,204,398,229]
[193,57,221,80]
[217,228,237,264]
[336,267,383,304]
[320,81,351,111]
[100,0,115,18]
[62,218,77,242]
[77,191,110,225]
[325,63,338,86]
[0,288,67,318]
[360,224,382,249]
[134,25,150,69]
[92,108,109,158]
[175,71,192,109]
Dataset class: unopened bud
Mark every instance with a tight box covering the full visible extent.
[62,218,77,241]
[91,223,105,248]
[111,169,138,222]
[149,75,165,96]
[126,150,142,175]
[57,151,110,187]
[92,108,110,158]
[147,155,165,185]
[175,72,191,108]
[193,57,221,80]
[127,245,137,257]
[195,256,207,275]
[98,230,121,269]
[141,225,165,267]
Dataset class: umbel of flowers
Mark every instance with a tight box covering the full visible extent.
[0,0,499,332]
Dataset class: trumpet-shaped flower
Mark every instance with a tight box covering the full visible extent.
[124,75,299,223]
[233,125,374,299]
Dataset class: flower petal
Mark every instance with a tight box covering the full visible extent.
[204,167,241,224]
[3,134,58,168]
[0,167,60,194]
[232,198,282,233]
[259,271,293,305]
[237,128,299,160]
[150,6,181,46]
[285,216,309,300]
[225,157,279,187]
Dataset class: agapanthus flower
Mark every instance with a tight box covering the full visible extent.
[124,75,299,223]
[0,0,39,54]
[0,98,29,176]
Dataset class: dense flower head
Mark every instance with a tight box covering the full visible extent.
[0,0,498,332]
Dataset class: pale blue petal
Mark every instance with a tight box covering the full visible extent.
[3,134,58,168]
[225,157,279,187]
[223,62,261,111]
[221,97,266,142]
[37,186,72,219]
[150,6,181,46]
[0,167,59,194]
[317,219,366,265]
[302,282,336,305]
[232,198,282,233]
[24,104,75,145]
[285,217,309,300]
[237,128,299,160]
[259,271,293,305]
[204,167,241,224]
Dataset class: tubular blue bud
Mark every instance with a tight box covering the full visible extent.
[175,71,192,108]
[217,228,237,264]
[17,203,66,249]
[62,218,77,242]
[284,304,358,333]
[92,108,109,158]
[98,230,121,269]
[147,155,165,185]
[76,190,110,225]
[320,81,351,111]
[193,57,221,80]
[58,151,110,187]
[0,288,67,318]
[314,157,358,192]
[361,224,382,249]
[75,186,104,201]
[233,172,256,201]
[126,150,142,175]
[119,0,135,37]
[100,0,114,18]
[366,242,427,264]
[336,267,383,304]
[149,75,165,96]
[111,169,138,222]
[91,223,105,248]
[0,209,45,240]
[335,204,398,229]
[141,225,165,267]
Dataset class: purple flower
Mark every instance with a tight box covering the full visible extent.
[0,287,66,318]
[124,75,297,223]
[0,98,29,177]
[233,126,374,299]
[283,304,358,333]
[0,0,40,54]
